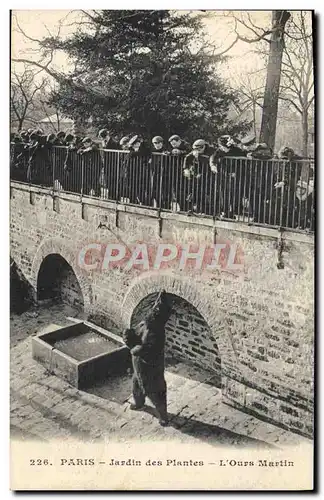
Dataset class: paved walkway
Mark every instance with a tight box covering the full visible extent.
[10,304,310,449]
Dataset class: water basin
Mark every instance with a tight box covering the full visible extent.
[32,319,131,389]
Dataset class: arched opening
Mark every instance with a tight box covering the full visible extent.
[130,292,221,387]
[37,254,84,310]
[10,258,33,314]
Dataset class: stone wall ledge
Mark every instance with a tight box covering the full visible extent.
[10,181,314,246]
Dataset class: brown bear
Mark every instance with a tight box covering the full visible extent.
[123,290,173,426]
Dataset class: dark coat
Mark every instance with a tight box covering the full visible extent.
[101,137,120,150]
[168,140,190,155]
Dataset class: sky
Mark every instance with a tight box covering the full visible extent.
[11,9,314,133]
[11,9,271,84]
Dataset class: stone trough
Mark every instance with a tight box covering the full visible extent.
[32,319,131,389]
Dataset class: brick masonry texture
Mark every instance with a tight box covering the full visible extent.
[10,185,314,437]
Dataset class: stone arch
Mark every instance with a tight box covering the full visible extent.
[31,237,93,310]
[37,254,84,309]
[121,272,237,368]
[131,291,222,386]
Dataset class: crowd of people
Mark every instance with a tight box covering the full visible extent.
[10,126,303,159]
[10,127,314,230]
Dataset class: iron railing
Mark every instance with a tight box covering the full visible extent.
[10,144,315,232]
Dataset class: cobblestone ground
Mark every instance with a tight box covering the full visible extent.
[10,303,311,449]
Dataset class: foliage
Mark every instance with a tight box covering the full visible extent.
[42,10,251,142]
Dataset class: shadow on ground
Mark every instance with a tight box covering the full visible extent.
[131,405,277,449]
[85,362,274,449]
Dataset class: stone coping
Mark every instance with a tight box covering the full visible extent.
[10,181,314,245]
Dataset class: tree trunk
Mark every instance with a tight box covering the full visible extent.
[252,100,257,138]
[72,118,86,137]
[301,109,308,158]
[301,109,309,180]
[56,110,60,133]
[259,11,291,151]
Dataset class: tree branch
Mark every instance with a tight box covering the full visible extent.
[278,96,302,114]
[233,15,273,44]
[214,36,239,56]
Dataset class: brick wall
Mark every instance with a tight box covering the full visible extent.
[10,184,314,437]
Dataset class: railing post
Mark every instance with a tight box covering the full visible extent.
[279,162,286,228]
[52,147,55,194]
[80,153,84,200]
[311,161,315,232]
[159,155,163,210]
[212,165,217,219]
[115,151,120,203]
[28,146,32,188]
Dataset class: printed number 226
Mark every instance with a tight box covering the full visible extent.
[30,459,50,465]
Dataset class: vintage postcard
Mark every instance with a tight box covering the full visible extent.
[10,9,315,491]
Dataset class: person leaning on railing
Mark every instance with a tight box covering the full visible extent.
[10,134,24,181]
[235,135,258,219]
[77,137,101,197]
[275,147,313,230]
[98,128,120,150]
[39,133,57,187]
[166,135,190,210]
[53,131,67,146]
[119,136,131,151]
[10,132,31,181]
[182,139,215,214]
[244,143,274,224]
[208,135,248,219]
[117,135,151,205]
[150,136,170,209]
[26,130,43,184]
[61,133,78,192]
[98,129,122,201]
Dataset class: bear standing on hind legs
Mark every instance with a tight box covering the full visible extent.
[123,290,173,426]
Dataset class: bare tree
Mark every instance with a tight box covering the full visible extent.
[230,70,265,137]
[279,11,314,156]
[216,11,316,155]
[11,11,117,102]
[229,12,314,156]
[257,11,291,150]
[212,11,291,149]
[37,81,63,133]
[11,66,47,130]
